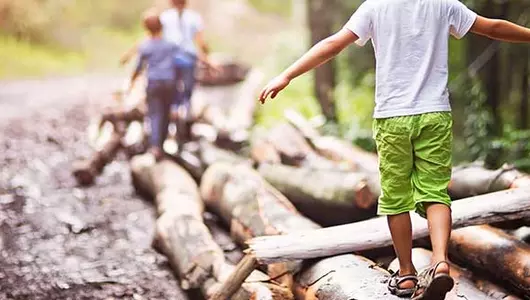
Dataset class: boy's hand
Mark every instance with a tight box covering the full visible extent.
[206,61,223,76]
[259,75,290,104]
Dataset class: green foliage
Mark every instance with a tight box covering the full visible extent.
[0,35,86,78]
[247,0,291,17]
[0,0,149,78]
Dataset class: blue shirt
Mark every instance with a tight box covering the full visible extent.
[135,38,180,82]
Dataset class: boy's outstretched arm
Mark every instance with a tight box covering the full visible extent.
[470,16,530,42]
[259,29,359,104]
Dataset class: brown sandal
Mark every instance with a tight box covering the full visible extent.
[387,271,418,298]
[412,261,454,300]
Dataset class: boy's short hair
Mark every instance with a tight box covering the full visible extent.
[142,9,163,34]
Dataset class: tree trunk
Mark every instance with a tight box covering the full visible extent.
[100,105,146,126]
[284,109,379,174]
[122,121,148,158]
[449,225,530,297]
[200,162,320,288]
[449,163,530,199]
[72,126,124,186]
[389,248,520,300]
[173,140,252,182]
[257,163,377,226]
[195,61,250,87]
[129,154,293,299]
[520,49,529,129]
[307,0,337,121]
[247,187,530,264]
[200,162,403,299]
[251,123,342,170]
[293,255,400,300]
[203,212,244,265]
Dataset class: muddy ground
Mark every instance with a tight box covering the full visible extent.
[0,75,190,300]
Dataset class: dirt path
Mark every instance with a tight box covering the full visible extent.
[0,75,189,300]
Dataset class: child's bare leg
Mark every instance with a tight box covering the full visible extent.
[388,212,416,289]
[425,203,451,274]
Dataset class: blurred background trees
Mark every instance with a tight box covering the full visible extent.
[1,0,530,169]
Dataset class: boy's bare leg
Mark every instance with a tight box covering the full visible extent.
[388,212,417,289]
[425,203,451,274]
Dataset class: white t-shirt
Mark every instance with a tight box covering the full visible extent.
[344,0,477,119]
[160,8,203,55]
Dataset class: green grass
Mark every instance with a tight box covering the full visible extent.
[0,35,86,78]
[247,0,291,17]
[0,27,143,79]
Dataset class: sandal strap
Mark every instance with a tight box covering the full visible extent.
[388,272,418,288]
[417,261,450,288]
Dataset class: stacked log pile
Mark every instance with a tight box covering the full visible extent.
[74,64,530,299]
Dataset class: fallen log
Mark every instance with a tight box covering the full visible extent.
[252,123,342,170]
[449,163,530,199]
[293,255,404,300]
[72,126,124,186]
[122,121,148,158]
[203,212,245,265]
[200,162,320,288]
[100,105,146,126]
[201,162,403,300]
[284,109,379,174]
[129,154,293,300]
[449,225,530,297]
[257,163,377,226]
[173,140,252,182]
[389,248,519,300]
[196,60,250,86]
[246,187,530,264]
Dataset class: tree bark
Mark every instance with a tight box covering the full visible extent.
[520,48,529,130]
[122,121,148,158]
[129,154,293,300]
[284,109,379,174]
[257,163,377,226]
[307,0,337,121]
[293,255,400,300]
[195,61,250,86]
[100,105,146,126]
[200,162,320,288]
[173,140,252,182]
[200,162,403,299]
[449,225,530,297]
[448,163,530,199]
[203,212,244,265]
[247,187,530,264]
[389,248,520,300]
[251,123,342,170]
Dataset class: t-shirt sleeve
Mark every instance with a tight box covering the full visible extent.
[447,0,477,39]
[343,1,373,47]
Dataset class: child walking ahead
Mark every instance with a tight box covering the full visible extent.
[130,10,179,160]
[259,1,530,299]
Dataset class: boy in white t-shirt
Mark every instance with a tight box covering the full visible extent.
[259,1,530,299]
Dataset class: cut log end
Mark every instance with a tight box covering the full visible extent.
[354,180,375,209]
[72,160,96,186]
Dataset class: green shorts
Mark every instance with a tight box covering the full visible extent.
[373,112,453,218]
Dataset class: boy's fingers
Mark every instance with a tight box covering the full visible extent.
[259,87,268,102]
[271,89,279,99]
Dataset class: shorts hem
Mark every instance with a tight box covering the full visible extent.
[377,205,417,216]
